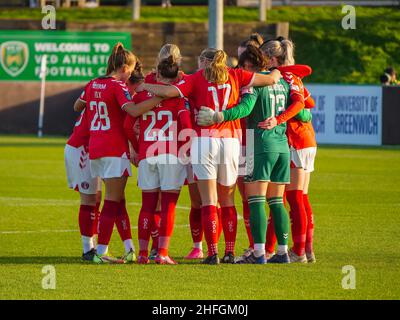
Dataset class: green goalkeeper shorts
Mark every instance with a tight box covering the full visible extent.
[244,152,290,184]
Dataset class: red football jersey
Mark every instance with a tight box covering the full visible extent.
[283,75,316,149]
[66,108,90,148]
[124,90,192,162]
[84,76,132,159]
[173,68,255,138]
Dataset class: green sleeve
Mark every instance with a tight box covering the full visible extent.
[295,108,313,122]
[222,89,259,121]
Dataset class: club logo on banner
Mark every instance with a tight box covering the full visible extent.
[0,31,131,82]
[0,41,29,77]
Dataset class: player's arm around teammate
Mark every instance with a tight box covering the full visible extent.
[73,43,156,264]
[259,38,317,263]
[197,45,292,264]
[131,56,191,264]
[140,48,280,264]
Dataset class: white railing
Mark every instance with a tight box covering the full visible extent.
[239,0,400,6]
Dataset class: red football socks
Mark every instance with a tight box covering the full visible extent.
[151,210,161,251]
[115,199,132,241]
[202,205,219,256]
[217,207,223,241]
[98,200,119,245]
[242,200,254,249]
[158,192,180,257]
[78,205,96,237]
[221,206,238,254]
[303,193,314,253]
[265,213,277,253]
[286,190,307,256]
[189,207,203,243]
[138,192,159,256]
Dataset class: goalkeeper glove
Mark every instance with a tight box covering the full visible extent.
[197,106,224,126]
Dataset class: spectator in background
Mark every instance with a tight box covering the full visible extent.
[380,73,391,86]
[162,0,172,8]
[384,67,398,85]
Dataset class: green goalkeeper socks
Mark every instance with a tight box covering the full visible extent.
[248,196,267,244]
[267,197,290,246]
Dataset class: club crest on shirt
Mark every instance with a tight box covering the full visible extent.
[81,182,89,190]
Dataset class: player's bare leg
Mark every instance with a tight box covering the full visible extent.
[217,183,238,263]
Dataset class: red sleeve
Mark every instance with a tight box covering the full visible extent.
[276,95,304,125]
[123,115,139,153]
[278,65,312,79]
[178,100,192,130]
[113,80,133,109]
[173,72,196,99]
[304,87,315,109]
[234,68,255,88]
[276,73,305,124]
[145,72,157,84]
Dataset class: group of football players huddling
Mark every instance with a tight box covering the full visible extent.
[64,32,317,265]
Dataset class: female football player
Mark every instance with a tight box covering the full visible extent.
[124,55,192,264]
[73,43,163,263]
[258,38,317,263]
[138,48,281,264]
[237,33,264,58]
[196,45,297,264]
[235,37,266,260]
[65,107,101,262]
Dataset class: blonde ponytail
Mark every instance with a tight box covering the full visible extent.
[203,49,229,84]
[156,43,182,70]
[260,38,295,66]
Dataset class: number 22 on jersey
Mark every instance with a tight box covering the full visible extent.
[89,101,111,131]
[143,110,173,141]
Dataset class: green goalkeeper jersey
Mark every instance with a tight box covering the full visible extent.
[221,72,290,154]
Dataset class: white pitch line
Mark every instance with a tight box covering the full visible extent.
[0,224,190,235]
[0,196,244,236]
[0,196,191,210]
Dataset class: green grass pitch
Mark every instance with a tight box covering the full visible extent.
[0,135,399,299]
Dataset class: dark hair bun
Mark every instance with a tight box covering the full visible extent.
[158,55,179,79]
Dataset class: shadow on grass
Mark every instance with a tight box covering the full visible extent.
[0,256,205,266]
[0,256,83,265]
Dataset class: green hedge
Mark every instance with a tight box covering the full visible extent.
[0,6,398,84]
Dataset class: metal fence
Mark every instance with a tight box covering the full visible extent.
[2,0,399,7]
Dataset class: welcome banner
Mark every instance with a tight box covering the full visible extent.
[0,31,131,82]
